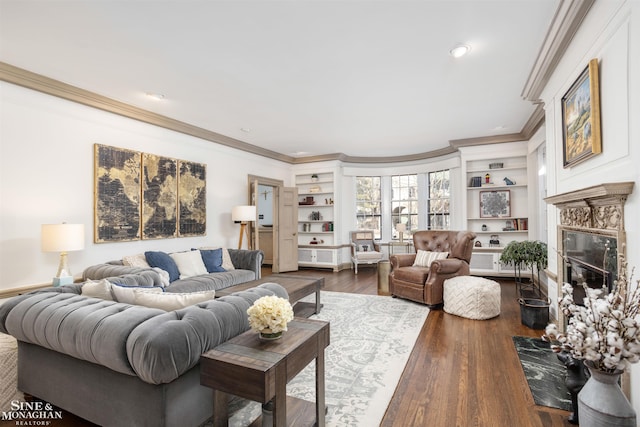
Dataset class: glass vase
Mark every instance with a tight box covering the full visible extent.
[259,330,283,341]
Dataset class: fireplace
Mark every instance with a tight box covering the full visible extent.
[545,182,634,398]
[545,182,634,304]
[564,230,617,304]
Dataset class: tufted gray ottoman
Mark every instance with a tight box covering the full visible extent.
[443,276,501,320]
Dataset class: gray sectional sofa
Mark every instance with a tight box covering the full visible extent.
[83,248,264,292]
[0,281,287,427]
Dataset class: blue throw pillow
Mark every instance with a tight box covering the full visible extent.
[197,248,226,273]
[145,251,180,282]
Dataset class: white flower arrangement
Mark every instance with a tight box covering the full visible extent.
[247,295,294,334]
[543,257,640,373]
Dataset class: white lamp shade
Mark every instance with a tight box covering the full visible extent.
[232,205,256,222]
[396,223,407,232]
[41,223,85,252]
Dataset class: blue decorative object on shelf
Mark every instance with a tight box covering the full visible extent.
[503,177,516,185]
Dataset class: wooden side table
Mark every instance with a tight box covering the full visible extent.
[200,318,330,427]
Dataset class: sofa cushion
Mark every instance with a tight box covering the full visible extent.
[165,270,256,293]
[393,266,430,283]
[132,289,216,311]
[81,279,115,301]
[413,250,448,267]
[198,248,226,273]
[3,292,164,378]
[112,284,164,305]
[170,250,208,279]
[123,254,151,268]
[145,251,180,282]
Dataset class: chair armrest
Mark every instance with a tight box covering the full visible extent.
[431,258,466,274]
[390,254,416,269]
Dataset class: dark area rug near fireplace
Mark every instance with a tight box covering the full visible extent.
[512,336,572,411]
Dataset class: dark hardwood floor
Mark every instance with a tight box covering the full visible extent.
[2,267,573,427]
[281,266,573,427]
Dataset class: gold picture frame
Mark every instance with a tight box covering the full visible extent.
[562,58,602,168]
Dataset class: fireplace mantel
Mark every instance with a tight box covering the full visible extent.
[544,182,634,231]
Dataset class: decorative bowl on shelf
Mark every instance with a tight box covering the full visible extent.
[489,162,503,169]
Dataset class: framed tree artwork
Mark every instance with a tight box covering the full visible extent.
[480,190,511,218]
[562,58,602,168]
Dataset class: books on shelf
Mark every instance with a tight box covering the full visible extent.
[501,218,528,231]
[517,218,528,231]
[469,176,482,187]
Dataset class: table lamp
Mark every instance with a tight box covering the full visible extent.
[232,205,256,249]
[396,223,406,243]
[41,223,85,286]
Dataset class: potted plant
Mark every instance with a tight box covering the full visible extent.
[500,240,549,328]
[500,240,548,288]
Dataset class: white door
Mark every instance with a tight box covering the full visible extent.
[276,186,298,272]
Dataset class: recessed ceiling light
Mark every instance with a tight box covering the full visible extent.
[449,44,471,58]
[240,128,251,133]
[145,92,165,101]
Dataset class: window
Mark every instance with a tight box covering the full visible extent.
[391,174,418,238]
[355,176,381,239]
[427,169,450,230]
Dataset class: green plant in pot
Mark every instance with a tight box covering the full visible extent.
[500,240,548,294]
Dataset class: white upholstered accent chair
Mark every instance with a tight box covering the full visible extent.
[350,230,383,274]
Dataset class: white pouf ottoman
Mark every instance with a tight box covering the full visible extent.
[443,276,501,320]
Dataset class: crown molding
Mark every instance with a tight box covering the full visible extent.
[0,62,296,163]
[2,61,543,165]
[521,0,595,102]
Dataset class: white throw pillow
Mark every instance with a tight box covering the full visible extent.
[111,285,163,305]
[122,253,150,268]
[200,247,235,271]
[170,250,208,279]
[133,289,216,311]
[81,279,114,301]
[413,250,449,268]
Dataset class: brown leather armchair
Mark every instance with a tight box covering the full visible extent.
[389,230,476,308]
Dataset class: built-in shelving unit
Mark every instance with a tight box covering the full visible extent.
[296,171,339,270]
[463,152,531,277]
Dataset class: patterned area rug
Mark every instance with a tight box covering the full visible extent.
[224,291,430,427]
[0,333,23,413]
[512,336,572,411]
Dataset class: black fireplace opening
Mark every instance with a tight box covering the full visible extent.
[563,230,617,305]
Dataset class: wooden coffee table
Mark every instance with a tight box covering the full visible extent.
[216,274,324,317]
[200,317,330,427]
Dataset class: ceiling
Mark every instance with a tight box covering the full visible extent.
[0,0,560,160]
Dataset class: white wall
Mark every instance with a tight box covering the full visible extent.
[540,0,640,409]
[0,82,292,290]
